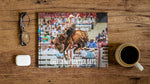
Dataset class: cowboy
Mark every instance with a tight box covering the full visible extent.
[66,24,76,41]
[68,14,79,25]
[88,39,97,48]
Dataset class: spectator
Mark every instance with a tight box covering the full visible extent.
[76,17,82,24]
[56,51,65,68]
[40,25,44,32]
[50,18,56,25]
[82,17,89,24]
[56,52,64,59]
[65,20,69,29]
[62,17,66,24]
[88,39,97,48]
[43,18,47,25]
[57,25,61,34]
[99,37,103,42]
[42,32,50,42]
[86,49,94,59]
[38,34,42,42]
[54,20,60,28]
[52,26,56,37]
[61,24,65,33]
[58,17,62,24]
[49,33,54,40]
[38,28,41,34]
[96,33,101,40]
[106,27,108,34]
[53,32,58,38]
[47,19,51,25]
[97,37,104,48]
[103,37,107,43]
[44,27,49,35]
[91,48,96,58]
[80,47,87,58]
[46,24,50,30]
[89,16,95,29]
[101,30,106,38]
[38,46,42,52]
[52,27,56,32]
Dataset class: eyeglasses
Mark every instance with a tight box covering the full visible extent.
[19,12,30,46]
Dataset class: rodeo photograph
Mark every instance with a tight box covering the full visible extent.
[38,12,108,68]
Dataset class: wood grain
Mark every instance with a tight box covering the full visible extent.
[0,0,150,84]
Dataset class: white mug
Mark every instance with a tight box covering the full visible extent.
[115,43,144,71]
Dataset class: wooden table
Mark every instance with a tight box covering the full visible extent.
[0,0,150,84]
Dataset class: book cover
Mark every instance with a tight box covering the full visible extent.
[38,13,108,68]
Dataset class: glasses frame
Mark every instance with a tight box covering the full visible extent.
[19,12,30,46]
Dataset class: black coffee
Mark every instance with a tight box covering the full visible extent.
[121,46,139,64]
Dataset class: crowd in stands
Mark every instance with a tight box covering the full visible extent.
[38,13,108,59]
[38,13,95,46]
[85,27,108,48]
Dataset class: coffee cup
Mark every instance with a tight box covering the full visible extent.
[115,43,144,71]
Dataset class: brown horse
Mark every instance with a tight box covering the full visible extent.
[53,30,88,60]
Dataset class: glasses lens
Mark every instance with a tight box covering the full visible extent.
[22,14,30,27]
[22,31,30,44]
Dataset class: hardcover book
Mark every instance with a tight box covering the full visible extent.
[38,12,108,68]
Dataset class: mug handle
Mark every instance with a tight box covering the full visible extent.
[134,62,144,71]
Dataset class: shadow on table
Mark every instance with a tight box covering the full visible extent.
[35,12,39,67]
[108,43,122,65]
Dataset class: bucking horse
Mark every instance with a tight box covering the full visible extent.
[52,30,88,60]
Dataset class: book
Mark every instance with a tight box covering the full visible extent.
[38,12,108,68]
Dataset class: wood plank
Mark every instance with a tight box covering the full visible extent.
[0,0,150,84]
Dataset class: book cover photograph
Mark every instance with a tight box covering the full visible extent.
[38,12,108,68]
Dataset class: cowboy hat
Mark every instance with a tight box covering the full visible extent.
[69,14,74,18]
[44,32,47,35]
